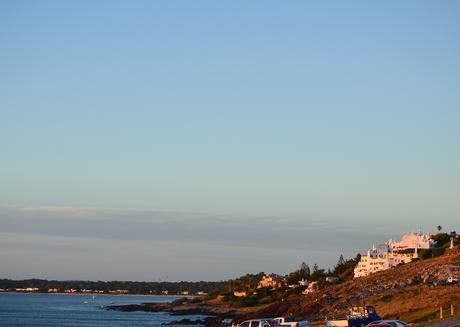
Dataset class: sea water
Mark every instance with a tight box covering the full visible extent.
[0,293,203,327]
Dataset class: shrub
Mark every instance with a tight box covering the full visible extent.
[419,247,445,259]
[233,296,259,307]
[432,233,450,247]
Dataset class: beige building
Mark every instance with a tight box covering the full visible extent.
[257,275,281,289]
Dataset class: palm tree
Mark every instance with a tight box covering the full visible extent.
[437,225,442,232]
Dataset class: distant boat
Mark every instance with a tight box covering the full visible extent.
[83,301,89,304]
[92,295,96,300]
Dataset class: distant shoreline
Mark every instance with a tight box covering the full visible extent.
[0,292,197,298]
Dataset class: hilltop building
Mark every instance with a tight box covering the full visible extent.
[288,278,308,289]
[301,281,318,294]
[257,275,282,289]
[354,232,435,278]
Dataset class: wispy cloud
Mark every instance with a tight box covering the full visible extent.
[0,204,390,251]
[0,204,424,280]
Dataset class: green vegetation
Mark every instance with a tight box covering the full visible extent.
[329,253,361,281]
[204,254,361,308]
[418,232,460,259]
[432,233,451,247]
[229,272,266,292]
[287,262,310,284]
[419,247,446,259]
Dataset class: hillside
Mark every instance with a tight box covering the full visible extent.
[242,247,460,324]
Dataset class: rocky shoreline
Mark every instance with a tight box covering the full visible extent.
[162,318,222,325]
[105,299,244,326]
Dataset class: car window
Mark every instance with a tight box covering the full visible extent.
[397,322,408,326]
[240,322,250,327]
[251,321,260,327]
[389,323,398,327]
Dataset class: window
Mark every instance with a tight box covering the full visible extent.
[251,321,260,327]
[240,322,250,327]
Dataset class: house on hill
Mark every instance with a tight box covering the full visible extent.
[301,281,318,294]
[257,275,282,289]
[354,232,435,278]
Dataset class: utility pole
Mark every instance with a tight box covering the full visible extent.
[451,304,454,316]
[440,306,443,319]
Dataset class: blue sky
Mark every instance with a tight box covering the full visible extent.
[1,1,459,281]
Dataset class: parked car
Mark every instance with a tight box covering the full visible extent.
[327,306,381,327]
[366,320,408,327]
[274,316,309,327]
[365,323,391,327]
[238,319,282,327]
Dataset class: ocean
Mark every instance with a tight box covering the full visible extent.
[0,293,204,327]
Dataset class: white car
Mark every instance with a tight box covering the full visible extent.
[238,319,282,327]
[366,320,409,327]
[274,317,309,327]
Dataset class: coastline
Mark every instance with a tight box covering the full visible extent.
[0,292,196,298]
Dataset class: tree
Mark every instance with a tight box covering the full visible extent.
[300,262,310,279]
[310,263,325,281]
[437,225,442,232]
[355,253,361,262]
[313,263,319,273]
[336,255,346,268]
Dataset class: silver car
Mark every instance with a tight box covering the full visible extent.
[238,319,282,327]
[367,320,409,327]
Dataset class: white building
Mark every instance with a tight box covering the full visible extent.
[387,232,435,250]
[354,232,435,278]
[301,281,318,295]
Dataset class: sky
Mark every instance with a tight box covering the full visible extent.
[1,1,459,281]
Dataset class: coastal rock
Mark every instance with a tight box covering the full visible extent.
[105,302,244,318]
[162,318,206,325]
[162,317,221,326]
